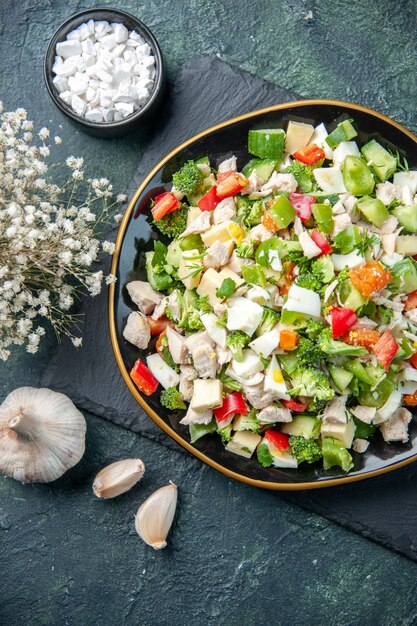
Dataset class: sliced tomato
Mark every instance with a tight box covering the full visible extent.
[404,392,417,406]
[262,211,280,233]
[264,430,290,452]
[147,316,174,336]
[408,352,417,369]
[404,289,417,311]
[342,328,381,350]
[289,192,315,222]
[372,330,399,372]
[349,261,392,298]
[281,399,308,412]
[198,186,219,212]
[130,358,159,396]
[151,192,181,221]
[216,171,248,200]
[330,307,358,339]
[293,143,325,166]
[310,229,333,256]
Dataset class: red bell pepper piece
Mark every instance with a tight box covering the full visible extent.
[289,192,315,222]
[213,392,248,422]
[330,307,358,339]
[147,316,175,336]
[264,430,290,452]
[408,352,417,369]
[281,399,308,412]
[151,192,181,221]
[404,289,417,311]
[198,186,220,212]
[292,143,325,166]
[372,330,399,372]
[310,229,333,256]
[216,171,248,200]
[130,358,159,396]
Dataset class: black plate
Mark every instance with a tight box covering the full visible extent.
[110,100,417,490]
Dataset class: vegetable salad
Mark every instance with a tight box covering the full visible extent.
[123,117,417,474]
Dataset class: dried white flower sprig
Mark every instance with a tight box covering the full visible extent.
[0,103,127,360]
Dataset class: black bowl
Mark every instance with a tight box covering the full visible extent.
[109,100,417,490]
[44,8,165,138]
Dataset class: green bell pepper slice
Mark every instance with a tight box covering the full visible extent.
[333,225,362,254]
[352,418,376,440]
[342,155,375,195]
[179,234,204,252]
[241,264,267,287]
[312,203,334,234]
[268,196,296,229]
[356,196,389,228]
[322,439,354,472]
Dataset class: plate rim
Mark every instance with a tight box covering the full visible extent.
[109,98,417,491]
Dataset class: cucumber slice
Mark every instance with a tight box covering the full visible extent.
[189,420,217,443]
[326,119,358,149]
[329,365,353,392]
[248,128,285,160]
[361,140,397,182]
[392,205,417,233]
[282,416,321,439]
[242,158,277,183]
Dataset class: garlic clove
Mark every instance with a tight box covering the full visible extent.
[93,458,145,499]
[0,387,86,483]
[135,483,178,550]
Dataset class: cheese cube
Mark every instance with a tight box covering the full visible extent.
[321,419,356,448]
[218,267,244,288]
[178,248,202,290]
[187,206,202,226]
[196,268,223,307]
[190,379,223,411]
[225,431,261,459]
[201,221,235,246]
[285,121,314,155]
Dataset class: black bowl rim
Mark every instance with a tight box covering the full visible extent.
[43,7,164,129]
[109,99,417,491]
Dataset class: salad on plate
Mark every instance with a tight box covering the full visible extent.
[122,117,417,474]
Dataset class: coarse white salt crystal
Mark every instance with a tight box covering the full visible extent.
[84,108,104,122]
[56,40,82,59]
[59,90,72,105]
[52,19,156,122]
[52,75,68,93]
[71,95,87,116]
[113,23,128,43]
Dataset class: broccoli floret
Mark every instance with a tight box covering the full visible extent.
[296,337,325,367]
[289,366,335,403]
[153,205,188,238]
[257,306,280,336]
[178,306,205,332]
[226,330,251,362]
[236,241,255,258]
[286,161,317,193]
[172,160,205,197]
[236,197,263,227]
[234,408,260,433]
[198,294,213,313]
[218,424,233,444]
[296,273,323,292]
[301,319,327,340]
[289,436,322,464]
[317,328,367,357]
[311,256,335,284]
[160,387,186,410]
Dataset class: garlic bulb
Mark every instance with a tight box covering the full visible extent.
[93,458,145,498]
[0,387,86,483]
[135,483,178,550]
